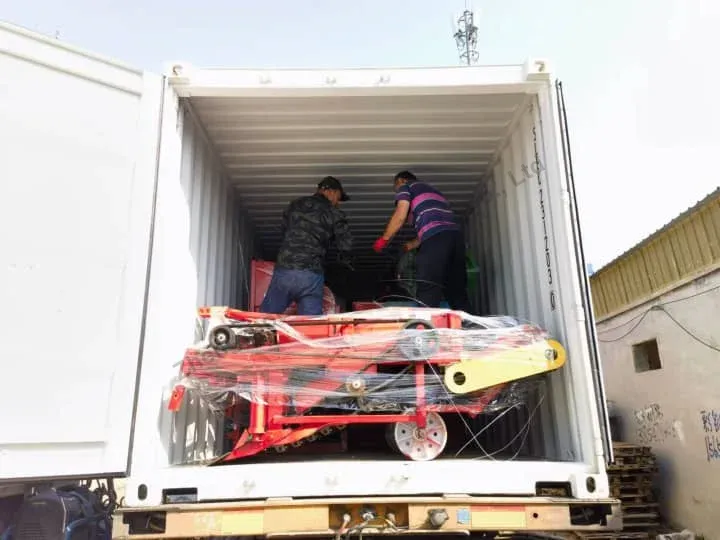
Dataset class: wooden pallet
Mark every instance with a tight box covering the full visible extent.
[607,441,664,537]
[622,502,660,512]
[609,455,657,468]
[575,532,650,540]
[613,442,653,457]
[609,473,656,485]
[610,486,655,503]
[610,442,657,469]
[615,494,657,505]
[607,463,658,474]
[620,503,661,532]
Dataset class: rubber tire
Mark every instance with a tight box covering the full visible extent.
[209,325,237,350]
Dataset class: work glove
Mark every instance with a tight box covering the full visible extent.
[373,237,389,253]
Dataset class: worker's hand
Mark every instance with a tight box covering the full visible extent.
[403,239,420,252]
[372,237,389,253]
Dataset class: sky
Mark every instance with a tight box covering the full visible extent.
[2,0,718,269]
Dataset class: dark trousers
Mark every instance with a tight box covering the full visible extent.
[415,230,471,312]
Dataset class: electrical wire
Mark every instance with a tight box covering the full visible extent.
[454,402,525,457]
[85,479,120,513]
[596,309,652,342]
[466,394,546,460]
[381,277,447,287]
[343,519,371,540]
[424,362,488,454]
[335,513,352,540]
[597,282,720,335]
[374,294,430,307]
[372,273,446,307]
[424,362,543,461]
[467,394,544,461]
[656,305,720,353]
[598,302,720,352]
[373,279,451,308]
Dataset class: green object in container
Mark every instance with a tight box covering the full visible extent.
[466,251,479,294]
[396,247,479,298]
[396,249,417,298]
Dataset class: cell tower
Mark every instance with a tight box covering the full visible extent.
[453,9,479,66]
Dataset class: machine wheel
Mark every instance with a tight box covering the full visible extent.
[398,320,440,360]
[209,325,236,350]
[390,412,448,461]
[385,424,400,453]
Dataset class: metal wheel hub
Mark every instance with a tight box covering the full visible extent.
[392,412,448,461]
[398,320,440,361]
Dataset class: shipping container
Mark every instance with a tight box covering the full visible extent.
[0,21,619,535]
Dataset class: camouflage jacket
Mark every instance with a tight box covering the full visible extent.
[276,193,353,274]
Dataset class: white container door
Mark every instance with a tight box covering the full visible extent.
[0,23,163,480]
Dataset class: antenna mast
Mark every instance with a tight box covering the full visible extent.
[453,8,479,66]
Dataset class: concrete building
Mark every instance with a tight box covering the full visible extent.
[590,188,720,537]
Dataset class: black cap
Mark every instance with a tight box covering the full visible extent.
[318,176,350,201]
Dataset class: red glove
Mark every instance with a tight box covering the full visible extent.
[373,237,389,253]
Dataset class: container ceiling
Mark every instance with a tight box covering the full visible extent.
[188,92,528,271]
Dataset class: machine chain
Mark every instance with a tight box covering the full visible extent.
[269,424,347,454]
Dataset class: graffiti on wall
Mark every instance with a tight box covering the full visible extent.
[633,403,682,445]
[700,409,720,461]
[634,404,664,444]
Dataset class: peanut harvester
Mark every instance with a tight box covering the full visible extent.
[168,307,566,463]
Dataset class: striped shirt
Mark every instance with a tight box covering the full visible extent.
[394,181,459,242]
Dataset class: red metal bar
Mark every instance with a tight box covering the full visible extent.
[415,362,426,428]
[249,373,266,435]
[167,385,186,412]
[271,414,417,425]
[265,370,288,430]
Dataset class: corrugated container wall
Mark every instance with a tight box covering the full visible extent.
[176,104,254,318]
[139,100,256,467]
[467,96,592,462]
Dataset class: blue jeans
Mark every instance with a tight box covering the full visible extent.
[259,267,325,315]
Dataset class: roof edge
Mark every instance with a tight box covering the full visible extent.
[591,187,720,278]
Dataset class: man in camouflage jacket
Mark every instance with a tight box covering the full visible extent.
[260,176,353,315]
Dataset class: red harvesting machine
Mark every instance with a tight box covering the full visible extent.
[168,306,566,463]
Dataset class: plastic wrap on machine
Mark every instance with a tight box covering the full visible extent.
[168,307,567,463]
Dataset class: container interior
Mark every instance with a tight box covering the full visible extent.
[159,86,582,469]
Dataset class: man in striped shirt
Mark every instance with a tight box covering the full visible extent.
[373,170,471,311]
